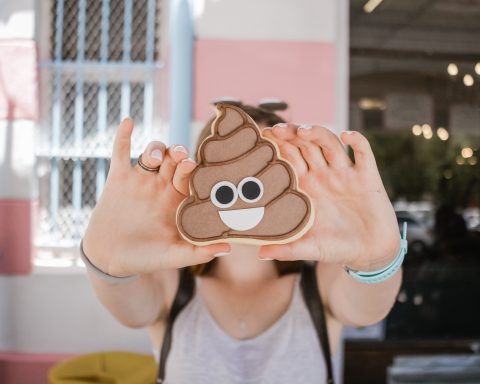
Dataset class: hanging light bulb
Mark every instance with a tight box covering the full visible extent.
[447,63,459,76]
[463,74,474,87]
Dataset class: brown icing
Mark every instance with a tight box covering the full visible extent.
[176,103,314,245]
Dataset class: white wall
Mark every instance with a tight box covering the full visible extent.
[0,270,152,355]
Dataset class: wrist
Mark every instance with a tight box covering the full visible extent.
[346,239,401,273]
[80,236,139,282]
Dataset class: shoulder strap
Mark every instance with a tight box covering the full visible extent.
[300,261,334,384]
[156,267,195,384]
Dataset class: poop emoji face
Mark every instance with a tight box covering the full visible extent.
[176,103,314,245]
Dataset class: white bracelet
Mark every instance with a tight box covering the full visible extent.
[344,222,408,284]
[79,239,139,284]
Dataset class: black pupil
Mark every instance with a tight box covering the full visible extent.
[242,181,261,200]
[215,186,234,205]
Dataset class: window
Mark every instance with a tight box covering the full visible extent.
[35,0,164,266]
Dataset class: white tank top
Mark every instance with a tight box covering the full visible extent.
[153,275,341,383]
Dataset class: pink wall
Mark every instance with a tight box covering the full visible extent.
[0,200,33,274]
[194,39,336,125]
[0,352,75,384]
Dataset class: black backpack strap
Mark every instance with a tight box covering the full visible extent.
[300,262,334,384]
[156,267,195,384]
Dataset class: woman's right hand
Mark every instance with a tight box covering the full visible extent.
[82,118,231,277]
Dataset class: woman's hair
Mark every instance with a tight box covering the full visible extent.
[189,102,302,277]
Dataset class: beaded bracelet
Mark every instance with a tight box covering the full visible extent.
[344,222,408,284]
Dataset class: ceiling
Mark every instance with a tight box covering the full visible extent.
[350,0,480,77]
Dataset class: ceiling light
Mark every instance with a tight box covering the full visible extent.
[422,124,432,135]
[437,127,449,141]
[463,74,474,87]
[447,63,458,76]
[412,124,422,136]
[475,63,480,75]
[461,147,473,158]
[358,98,386,110]
[363,0,383,13]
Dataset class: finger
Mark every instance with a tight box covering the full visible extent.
[161,242,231,269]
[111,117,134,171]
[159,144,189,182]
[340,130,377,170]
[262,129,308,176]
[271,123,298,140]
[172,158,197,195]
[258,236,320,261]
[298,125,352,169]
[276,141,308,176]
[287,131,328,170]
[135,141,166,173]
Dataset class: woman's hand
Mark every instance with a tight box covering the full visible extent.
[83,118,230,277]
[259,124,400,271]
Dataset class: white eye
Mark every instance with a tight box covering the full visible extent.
[238,177,264,203]
[210,181,238,209]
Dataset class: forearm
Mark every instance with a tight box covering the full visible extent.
[86,269,162,328]
[318,262,402,327]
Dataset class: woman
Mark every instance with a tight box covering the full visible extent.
[82,104,403,383]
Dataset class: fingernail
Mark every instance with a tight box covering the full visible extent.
[260,257,273,261]
[214,252,230,257]
[151,149,163,160]
[343,130,354,135]
[299,124,312,130]
[181,157,196,164]
[173,145,188,154]
[274,123,288,129]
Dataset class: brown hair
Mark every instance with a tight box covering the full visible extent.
[189,103,302,277]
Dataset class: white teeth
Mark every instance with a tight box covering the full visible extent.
[218,207,264,231]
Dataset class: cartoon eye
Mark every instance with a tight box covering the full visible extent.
[210,181,238,208]
[238,177,264,203]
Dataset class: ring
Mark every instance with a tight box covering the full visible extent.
[137,154,160,172]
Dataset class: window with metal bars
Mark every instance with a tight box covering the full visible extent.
[36,0,164,265]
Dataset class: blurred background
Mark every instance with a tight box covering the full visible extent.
[0,0,479,383]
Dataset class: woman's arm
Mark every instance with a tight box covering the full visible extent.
[258,125,403,327]
[317,261,401,327]
[82,118,230,328]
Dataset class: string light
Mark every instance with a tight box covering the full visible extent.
[461,147,473,158]
[447,63,459,76]
[363,0,383,13]
[475,63,480,75]
[412,124,422,136]
[436,127,449,141]
[463,74,474,87]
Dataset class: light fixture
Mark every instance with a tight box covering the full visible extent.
[475,63,480,75]
[461,147,473,158]
[456,156,465,165]
[464,74,474,87]
[363,0,383,13]
[358,98,386,110]
[468,156,478,166]
[423,130,433,139]
[422,124,432,135]
[447,63,459,76]
[436,127,449,141]
[412,124,422,136]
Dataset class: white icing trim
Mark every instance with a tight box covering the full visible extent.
[219,207,265,231]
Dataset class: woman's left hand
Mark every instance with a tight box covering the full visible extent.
[259,124,401,270]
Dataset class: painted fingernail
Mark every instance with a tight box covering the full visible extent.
[214,252,230,257]
[173,145,188,154]
[151,149,163,160]
[274,123,288,129]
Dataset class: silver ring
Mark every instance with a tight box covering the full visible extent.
[137,154,160,172]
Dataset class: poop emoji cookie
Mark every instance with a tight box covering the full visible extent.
[176,103,314,245]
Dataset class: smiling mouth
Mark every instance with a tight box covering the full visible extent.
[218,207,265,231]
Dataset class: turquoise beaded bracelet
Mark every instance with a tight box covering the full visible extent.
[344,222,408,284]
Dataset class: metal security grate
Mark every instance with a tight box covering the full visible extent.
[36,0,164,264]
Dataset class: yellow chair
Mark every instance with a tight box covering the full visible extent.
[48,351,157,384]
